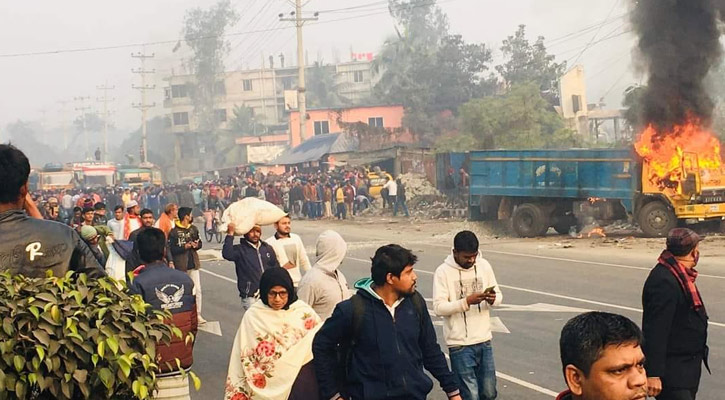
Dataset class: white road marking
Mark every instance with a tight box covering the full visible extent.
[443,354,557,398]
[197,321,222,336]
[200,268,236,284]
[496,303,591,313]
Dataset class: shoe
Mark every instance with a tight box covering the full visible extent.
[198,316,207,324]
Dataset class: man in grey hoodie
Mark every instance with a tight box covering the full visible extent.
[297,230,351,320]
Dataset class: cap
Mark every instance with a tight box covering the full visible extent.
[125,200,138,209]
[80,226,98,241]
[666,228,704,256]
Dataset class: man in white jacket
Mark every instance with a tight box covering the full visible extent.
[266,215,311,287]
[433,230,502,400]
[297,230,351,320]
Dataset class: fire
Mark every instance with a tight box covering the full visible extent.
[634,120,723,187]
[587,227,606,238]
[588,197,606,204]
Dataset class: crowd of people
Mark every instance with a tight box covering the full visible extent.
[0,142,710,400]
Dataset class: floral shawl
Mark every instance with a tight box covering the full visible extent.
[225,299,322,400]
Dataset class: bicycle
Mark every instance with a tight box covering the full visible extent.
[203,208,223,243]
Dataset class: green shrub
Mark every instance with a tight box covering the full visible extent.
[0,271,197,399]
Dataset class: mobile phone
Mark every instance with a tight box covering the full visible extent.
[483,285,496,294]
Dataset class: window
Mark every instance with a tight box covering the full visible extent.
[368,117,384,128]
[171,84,188,98]
[314,121,330,135]
[572,95,582,114]
[215,80,226,95]
[353,70,364,83]
[215,109,227,122]
[243,79,253,91]
[164,87,172,100]
[281,77,294,90]
[173,112,189,126]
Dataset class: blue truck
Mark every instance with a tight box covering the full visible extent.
[468,148,725,237]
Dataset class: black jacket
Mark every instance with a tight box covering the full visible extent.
[312,285,460,400]
[222,235,280,298]
[129,262,198,374]
[642,263,709,389]
[0,210,105,279]
[168,223,202,272]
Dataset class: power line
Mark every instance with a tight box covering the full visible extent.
[569,0,622,66]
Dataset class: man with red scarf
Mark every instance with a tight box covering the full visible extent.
[642,228,709,400]
[123,200,142,240]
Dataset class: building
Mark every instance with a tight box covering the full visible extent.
[288,104,406,147]
[235,134,289,165]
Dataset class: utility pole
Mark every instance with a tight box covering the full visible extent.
[131,51,156,164]
[96,83,115,162]
[57,99,72,151]
[74,96,92,159]
[280,5,318,142]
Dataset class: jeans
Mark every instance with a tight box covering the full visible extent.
[449,341,497,400]
[336,203,346,219]
[394,198,410,217]
[241,297,256,311]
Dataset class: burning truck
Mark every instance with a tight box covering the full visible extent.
[467,126,725,238]
[468,0,725,237]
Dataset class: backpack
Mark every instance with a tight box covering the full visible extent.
[336,291,427,385]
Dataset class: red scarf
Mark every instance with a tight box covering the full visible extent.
[658,250,703,310]
[123,214,142,240]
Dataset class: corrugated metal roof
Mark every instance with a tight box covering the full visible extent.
[271,133,358,165]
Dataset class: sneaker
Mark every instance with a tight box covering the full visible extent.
[198,316,207,324]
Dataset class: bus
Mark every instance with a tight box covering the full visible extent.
[72,162,117,187]
[117,164,162,187]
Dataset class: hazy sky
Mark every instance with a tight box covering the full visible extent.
[0,0,637,136]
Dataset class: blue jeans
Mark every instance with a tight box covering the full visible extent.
[449,341,497,400]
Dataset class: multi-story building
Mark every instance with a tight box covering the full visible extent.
[163,59,378,174]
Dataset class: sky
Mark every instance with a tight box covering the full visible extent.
[0,0,638,140]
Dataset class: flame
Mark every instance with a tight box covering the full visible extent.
[587,227,606,238]
[588,197,606,204]
[634,120,723,187]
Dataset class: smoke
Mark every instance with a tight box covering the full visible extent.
[631,0,725,132]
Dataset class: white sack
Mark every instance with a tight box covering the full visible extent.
[219,197,287,235]
[104,243,126,282]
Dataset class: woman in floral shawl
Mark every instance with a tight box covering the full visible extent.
[225,267,322,400]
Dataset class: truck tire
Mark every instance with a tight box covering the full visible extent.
[512,203,550,237]
[638,201,676,237]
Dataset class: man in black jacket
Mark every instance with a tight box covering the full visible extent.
[0,144,104,279]
[169,207,205,323]
[313,244,461,400]
[222,222,280,311]
[642,228,709,400]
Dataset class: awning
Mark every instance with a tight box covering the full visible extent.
[271,133,358,165]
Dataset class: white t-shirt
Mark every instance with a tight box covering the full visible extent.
[266,233,311,286]
[383,180,398,196]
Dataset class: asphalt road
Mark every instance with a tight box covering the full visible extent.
[188,219,725,399]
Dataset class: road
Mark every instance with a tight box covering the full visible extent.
[188,218,725,399]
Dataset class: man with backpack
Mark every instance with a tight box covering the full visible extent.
[313,244,462,400]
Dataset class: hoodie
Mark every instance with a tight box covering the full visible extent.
[297,230,351,320]
[312,277,460,400]
[432,252,502,347]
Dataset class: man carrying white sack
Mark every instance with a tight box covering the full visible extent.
[266,215,311,288]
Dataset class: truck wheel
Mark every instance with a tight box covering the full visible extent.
[638,201,676,237]
[512,203,550,237]
[553,216,577,235]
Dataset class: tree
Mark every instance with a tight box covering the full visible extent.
[4,120,63,164]
[496,25,567,100]
[373,0,496,144]
[229,105,265,136]
[452,83,578,150]
[306,62,350,108]
[622,85,647,133]
[182,0,239,167]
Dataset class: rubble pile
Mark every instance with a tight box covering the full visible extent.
[399,173,442,198]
